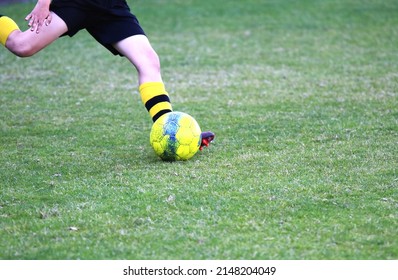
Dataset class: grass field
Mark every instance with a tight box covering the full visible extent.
[1,0,397,259]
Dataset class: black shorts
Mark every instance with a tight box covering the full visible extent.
[50,0,146,55]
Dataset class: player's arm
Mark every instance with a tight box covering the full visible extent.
[25,0,52,33]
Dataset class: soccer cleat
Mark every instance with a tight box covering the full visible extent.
[199,131,215,150]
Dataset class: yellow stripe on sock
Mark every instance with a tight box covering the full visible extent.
[139,82,167,104]
[139,82,173,121]
[149,102,172,119]
[0,16,20,46]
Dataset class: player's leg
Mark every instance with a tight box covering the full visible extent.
[113,35,215,148]
[113,34,162,84]
[0,12,67,57]
[113,35,173,123]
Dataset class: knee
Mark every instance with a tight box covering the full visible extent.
[6,32,36,57]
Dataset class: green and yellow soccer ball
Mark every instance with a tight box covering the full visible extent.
[150,112,202,161]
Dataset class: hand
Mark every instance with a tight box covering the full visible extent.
[25,0,52,33]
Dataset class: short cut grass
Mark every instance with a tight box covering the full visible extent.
[0,0,397,259]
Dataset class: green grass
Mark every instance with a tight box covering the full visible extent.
[1,0,397,259]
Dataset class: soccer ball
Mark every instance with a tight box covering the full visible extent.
[150,112,202,161]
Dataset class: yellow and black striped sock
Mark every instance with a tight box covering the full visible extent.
[139,82,173,122]
[0,15,20,46]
